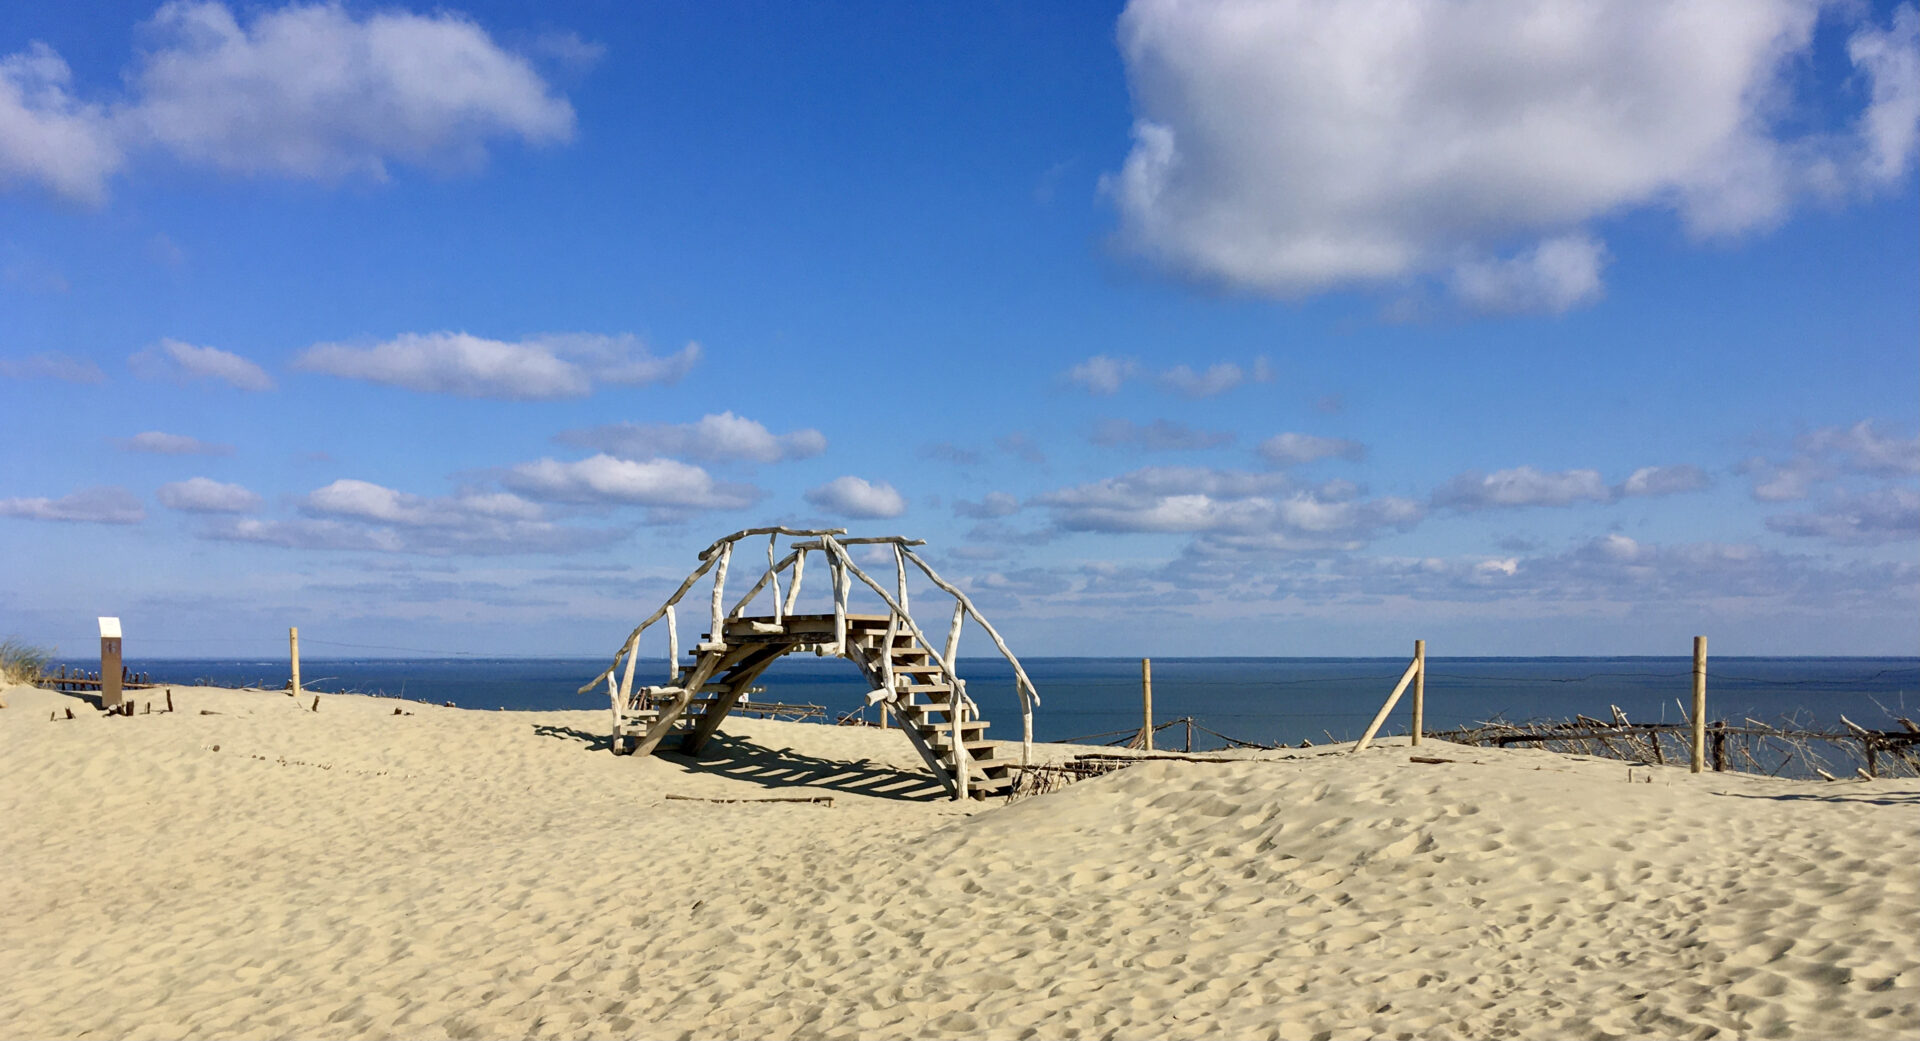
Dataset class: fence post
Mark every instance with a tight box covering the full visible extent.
[1411,639,1425,747]
[1141,657,1154,751]
[290,626,301,696]
[1690,635,1707,773]
[99,617,123,710]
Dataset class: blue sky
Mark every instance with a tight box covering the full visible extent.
[2,0,1915,660]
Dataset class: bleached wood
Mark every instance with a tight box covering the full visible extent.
[578,552,717,693]
[728,548,801,618]
[899,550,1040,707]
[1353,657,1422,753]
[1141,657,1154,751]
[768,534,784,625]
[783,549,807,615]
[1411,639,1426,747]
[666,604,679,682]
[698,526,845,560]
[953,680,969,802]
[709,541,731,647]
[830,541,848,654]
[290,627,301,697]
[894,544,910,616]
[789,536,927,550]
[943,601,963,667]
[619,630,640,716]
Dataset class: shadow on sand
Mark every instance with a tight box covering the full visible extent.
[1712,787,1920,809]
[531,724,947,801]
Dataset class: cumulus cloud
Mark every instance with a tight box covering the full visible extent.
[0,43,121,204]
[125,1,574,181]
[502,454,758,511]
[130,337,275,391]
[1450,234,1608,315]
[555,412,825,464]
[953,491,1021,519]
[805,476,908,519]
[1433,466,1612,510]
[1766,488,1919,545]
[1257,432,1366,466]
[0,485,144,524]
[157,476,259,513]
[1,3,578,204]
[119,430,232,455]
[1092,418,1235,451]
[0,351,106,383]
[1039,465,1421,549]
[1106,0,1920,309]
[1619,464,1710,498]
[294,332,698,399]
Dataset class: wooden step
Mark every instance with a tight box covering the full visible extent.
[916,720,988,738]
[892,663,943,674]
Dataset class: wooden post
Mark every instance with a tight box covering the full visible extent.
[1141,657,1154,751]
[1690,635,1707,774]
[1352,657,1421,753]
[290,626,301,696]
[1411,639,1426,747]
[99,617,123,710]
[952,683,969,802]
[1710,721,1727,772]
[665,604,679,682]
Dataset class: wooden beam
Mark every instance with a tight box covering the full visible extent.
[679,646,784,754]
[1352,657,1422,753]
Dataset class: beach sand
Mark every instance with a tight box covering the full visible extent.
[3,681,1915,1039]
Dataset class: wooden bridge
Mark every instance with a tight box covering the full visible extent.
[582,528,1042,800]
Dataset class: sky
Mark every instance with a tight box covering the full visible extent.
[1,0,1916,661]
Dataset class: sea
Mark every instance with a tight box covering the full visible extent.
[86,655,1920,752]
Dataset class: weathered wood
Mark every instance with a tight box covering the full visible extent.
[728,547,801,619]
[1691,635,1707,774]
[1352,657,1422,753]
[767,534,784,625]
[783,549,807,615]
[894,544,910,616]
[943,601,963,667]
[1411,639,1425,747]
[709,541,732,648]
[952,679,969,801]
[680,646,785,754]
[1141,657,1154,751]
[663,793,834,805]
[579,552,719,693]
[99,618,123,710]
[789,536,926,550]
[290,627,301,697]
[698,526,845,560]
[899,550,1040,707]
[666,604,679,681]
[830,544,848,654]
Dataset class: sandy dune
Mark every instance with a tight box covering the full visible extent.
[3,682,1915,1039]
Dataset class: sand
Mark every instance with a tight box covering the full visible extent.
[3,681,1916,1040]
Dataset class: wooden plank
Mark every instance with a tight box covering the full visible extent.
[680,646,785,754]
[1352,657,1422,753]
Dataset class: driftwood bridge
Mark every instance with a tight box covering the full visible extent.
[582,528,1041,800]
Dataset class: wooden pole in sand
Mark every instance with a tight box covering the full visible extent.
[1690,636,1707,773]
[290,627,301,696]
[1141,657,1154,751]
[1411,639,1425,747]
[99,617,123,711]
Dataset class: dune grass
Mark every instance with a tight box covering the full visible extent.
[0,637,54,687]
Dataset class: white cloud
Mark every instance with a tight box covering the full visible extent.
[805,476,908,519]
[0,42,121,204]
[192,476,623,554]
[503,455,758,510]
[1433,466,1611,509]
[130,337,275,391]
[126,1,574,181]
[1802,420,1920,478]
[1619,464,1710,498]
[953,491,1021,519]
[1257,432,1366,466]
[1065,355,1138,394]
[1039,465,1421,548]
[157,476,259,513]
[1157,357,1273,397]
[0,350,106,383]
[1450,234,1608,315]
[0,486,144,524]
[1092,418,1234,451]
[294,332,698,399]
[1066,354,1272,396]
[119,430,232,455]
[1106,0,1920,308]
[555,412,825,463]
[1767,487,1919,545]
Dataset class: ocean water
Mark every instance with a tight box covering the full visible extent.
[91,655,1920,751]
